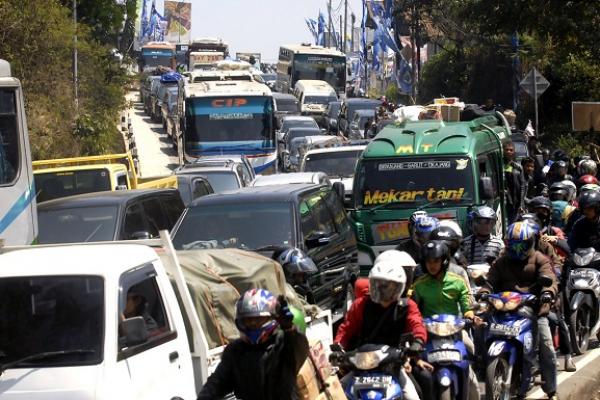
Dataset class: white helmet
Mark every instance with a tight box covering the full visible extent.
[439,219,463,238]
[369,251,413,304]
[561,180,577,202]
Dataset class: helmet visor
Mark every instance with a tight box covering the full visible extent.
[507,239,532,260]
[369,278,402,304]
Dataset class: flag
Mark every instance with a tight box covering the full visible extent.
[305,18,318,43]
[397,57,412,94]
[317,12,326,46]
[140,0,148,39]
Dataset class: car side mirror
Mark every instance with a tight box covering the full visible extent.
[332,182,345,201]
[305,231,333,248]
[131,231,151,240]
[116,184,128,191]
[479,177,494,200]
[120,316,148,347]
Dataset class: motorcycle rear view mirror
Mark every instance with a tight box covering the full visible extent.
[537,275,553,288]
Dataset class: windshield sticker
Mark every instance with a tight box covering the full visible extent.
[378,161,451,171]
[209,113,253,120]
[363,188,465,205]
[456,159,469,170]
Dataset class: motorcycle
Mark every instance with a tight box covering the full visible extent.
[566,247,600,354]
[424,314,472,400]
[330,343,409,400]
[467,264,490,296]
[481,275,553,400]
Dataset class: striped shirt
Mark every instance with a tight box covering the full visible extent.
[461,235,505,265]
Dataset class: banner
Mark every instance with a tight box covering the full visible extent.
[164,1,192,44]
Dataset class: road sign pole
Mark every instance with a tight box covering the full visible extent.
[533,68,539,133]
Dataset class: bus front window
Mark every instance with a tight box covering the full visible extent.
[293,54,346,91]
[0,89,18,185]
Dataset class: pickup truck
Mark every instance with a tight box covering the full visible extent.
[0,232,332,399]
[33,152,177,202]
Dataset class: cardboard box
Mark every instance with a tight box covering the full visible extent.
[308,340,333,382]
[324,375,346,400]
[297,358,321,400]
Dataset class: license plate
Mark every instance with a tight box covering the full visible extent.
[427,350,461,363]
[489,323,520,337]
[355,375,392,385]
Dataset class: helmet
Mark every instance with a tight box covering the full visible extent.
[374,249,418,268]
[561,180,577,202]
[580,183,600,194]
[471,206,497,237]
[551,201,568,229]
[439,219,463,238]
[413,216,439,246]
[549,182,569,201]
[276,248,318,279]
[516,213,541,234]
[409,210,428,230]
[578,159,597,177]
[235,289,278,344]
[529,196,553,226]
[430,225,462,254]
[290,305,306,334]
[552,150,568,162]
[578,191,600,212]
[421,240,450,271]
[578,174,599,187]
[506,222,536,260]
[368,256,409,304]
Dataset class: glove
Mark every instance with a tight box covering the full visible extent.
[540,291,554,304]
[276,295,294,330]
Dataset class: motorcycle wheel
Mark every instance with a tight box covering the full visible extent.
[569,305,591,355]
[485,356,511,400]
[440,386,452,400]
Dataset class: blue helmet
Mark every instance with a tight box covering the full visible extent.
[235,289,278,345]
[413,216,440,246]
[506,222,536,260]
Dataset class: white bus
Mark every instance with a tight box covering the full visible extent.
[180,80,277,174]
[276,44,346,94]
[0,59,37,245]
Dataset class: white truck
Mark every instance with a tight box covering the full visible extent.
[0,232,332,399]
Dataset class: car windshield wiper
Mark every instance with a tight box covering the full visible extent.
[417,198,446,211]
[252,245,285,252]
[0,349,95,376]
[367,200,416,213]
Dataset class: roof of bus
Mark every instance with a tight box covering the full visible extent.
[33,164,128,175]
[185,80,272,98]
[362,115,508,158]
[280,44,345,57]
[142,42,175,50]
[295,80,336,93]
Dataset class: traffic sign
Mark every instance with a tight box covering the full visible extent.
[520,68,550,99]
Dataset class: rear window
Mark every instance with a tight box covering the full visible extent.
[35,169,112,203]
[38,206,119,243]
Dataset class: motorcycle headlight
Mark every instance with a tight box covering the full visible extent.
[504,298,521,311]
[426,320,465,336]
[492,298,505,311]
[349,350,386,370]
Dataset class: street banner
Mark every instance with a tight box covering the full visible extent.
[164,1,192,44]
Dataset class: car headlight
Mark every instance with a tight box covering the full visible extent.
[426,320,465,336]
[349,350,386,370]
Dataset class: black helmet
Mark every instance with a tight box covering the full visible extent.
[430,225,461,255]
[421,240,450,270]
[552,150,568,162]
[516,213,542,235]
[578,191,600,212]
[528,196,553,213]
[549,182,570,201]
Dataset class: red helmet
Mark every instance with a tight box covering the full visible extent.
[578,174,599,186]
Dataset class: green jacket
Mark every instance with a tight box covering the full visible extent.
[411,271,471,318]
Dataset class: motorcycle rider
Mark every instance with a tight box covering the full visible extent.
[480,222,559,400]
[528,196,570,258]
[461,206,504,265]
[335,251,427,400]
[397,214,438,264]
[568,191,600,252]
[197,289,309,400]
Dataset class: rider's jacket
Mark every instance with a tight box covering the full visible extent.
[411,270,472,318]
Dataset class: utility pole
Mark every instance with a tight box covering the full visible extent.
[339,16,343,51]
[343,0,348,53]
[327,0,333,48]
[351,13,355,52]
[73,0,78,113]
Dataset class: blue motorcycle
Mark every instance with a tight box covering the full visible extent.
[330,343,407,400]
[424,314,472,400]
[482,291,539,400]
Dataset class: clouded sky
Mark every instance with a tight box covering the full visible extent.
[153,0,364,62]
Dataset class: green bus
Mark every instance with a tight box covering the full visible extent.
[349,114,511,272]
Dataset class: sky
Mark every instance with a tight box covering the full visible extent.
[153,0,364,62]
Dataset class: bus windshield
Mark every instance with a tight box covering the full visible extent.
[293,54,345,92]
[0,89,18,184]
[35,169,112,203]
[142,48,174,68]
[184,96,274,152]
[354,157,475,209]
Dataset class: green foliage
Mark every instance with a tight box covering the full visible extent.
[385,83,399,103]
[0,0,131,159]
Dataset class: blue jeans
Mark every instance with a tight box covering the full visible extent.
[533,316,557,394]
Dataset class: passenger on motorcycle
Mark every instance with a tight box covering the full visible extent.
[197,289,309,400]
[568,191,600,252]
[397,212,436,264]
[480,222,559,400]
[461,206,504,265]
[335,251,427,400]
[528,196,570,257]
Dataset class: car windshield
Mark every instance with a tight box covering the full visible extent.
[304,149,363,177]
[275,98,299,113]
[281,118,318,133]
[0,276,104,368]
[304,96,337,105]
[201,171,239,192]
[355,157,475,208]
[173,202,293,250]
[347,101,380,118]
[262,74,276,82]
[327,102,341,117]
[35,169,112,203]
[38,206,119,244]
[287,129,321,142]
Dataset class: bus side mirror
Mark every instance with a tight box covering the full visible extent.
[332,182,345,201]
[480,177,494,200]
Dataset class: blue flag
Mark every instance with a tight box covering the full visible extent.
[317,12,326,46]
[305,18,318,43]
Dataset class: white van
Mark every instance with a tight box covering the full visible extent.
[293,80,338,126]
